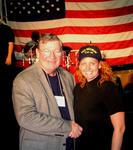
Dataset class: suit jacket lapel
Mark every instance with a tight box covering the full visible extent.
[35,63,61,117]
[58,69,74,120]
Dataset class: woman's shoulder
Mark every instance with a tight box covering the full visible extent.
[74,83,81,92]
[100,80,116,92]
[102,80,115,87]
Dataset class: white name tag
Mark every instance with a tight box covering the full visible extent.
[55,96,65,107]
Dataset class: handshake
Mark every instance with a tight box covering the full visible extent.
[69,121,83,138]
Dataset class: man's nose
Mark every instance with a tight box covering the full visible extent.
[49,51,56,58]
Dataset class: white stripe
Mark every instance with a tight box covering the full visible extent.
[66,0,133,10]
[15,37,31,45]
[103,47,133,58]
[8,14,133,30]
[59,31,133,43]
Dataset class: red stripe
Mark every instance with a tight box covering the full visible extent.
[66,6,133,18]
[15,39,133,52]
[14,45,24,52]
[106,55,133,66]
[63,39,133,50]
[96,40,133,50]
[13,22,133,37]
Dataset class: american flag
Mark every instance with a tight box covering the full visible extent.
[5,0,133,69]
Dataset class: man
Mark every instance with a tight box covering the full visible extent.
[12,33,82,150]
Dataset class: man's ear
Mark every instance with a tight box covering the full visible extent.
[98,63,101,69]
[36,48,39,60]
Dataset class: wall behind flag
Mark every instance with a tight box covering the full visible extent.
[5,0,133,67]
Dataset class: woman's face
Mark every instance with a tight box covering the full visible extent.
[79,57,101,82]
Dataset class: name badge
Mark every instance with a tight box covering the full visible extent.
[55,96,65,107]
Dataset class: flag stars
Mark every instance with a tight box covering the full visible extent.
[32,6,36,9]
[51,4,54,7]
[27,11,31,14]
[10,10,13,14]
[56,8,60,11]
[22,7,26,10]
[10,2,13,5]
[7,0,65,21]
[27,2,31,5]
[46,0,49,3]
[17,2,21,5]
[46,9,50,13]
[36,1,40,5]
[37,10,41,13]
[41,5,45,9]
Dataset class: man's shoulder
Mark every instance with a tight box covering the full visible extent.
[58,67,73,77]
[15,64,37,80]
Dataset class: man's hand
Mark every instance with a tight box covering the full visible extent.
[69,121,83,138]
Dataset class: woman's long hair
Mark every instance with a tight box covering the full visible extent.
[75,60,115,88]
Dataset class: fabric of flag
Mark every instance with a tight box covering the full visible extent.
[5,0,133,68]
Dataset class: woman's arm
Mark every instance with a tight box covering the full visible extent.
[5,42,14,65]
[110,112,125,150]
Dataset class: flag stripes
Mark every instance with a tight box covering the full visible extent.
[6,0,133,67]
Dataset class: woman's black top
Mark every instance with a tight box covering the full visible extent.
[74,76,124,150]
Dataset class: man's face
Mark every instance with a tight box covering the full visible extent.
[38,40,63,74]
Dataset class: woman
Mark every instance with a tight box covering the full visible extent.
[74,45,125,150]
